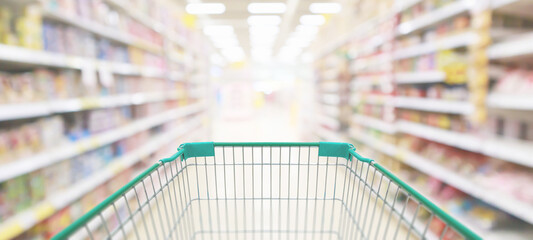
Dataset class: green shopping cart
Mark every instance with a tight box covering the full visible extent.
[53,142,481,240]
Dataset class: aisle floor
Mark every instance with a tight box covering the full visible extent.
[212,105,301,142]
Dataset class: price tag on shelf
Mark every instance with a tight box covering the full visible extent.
[81,62,97,88]
[109,161,126,175]
[99,64,115,88]
[0,221,24,240]
[395,149,407,162]
[80,98,100,110]
[89,138,101,149]
[75,142,89,154]
[33,202,55,221]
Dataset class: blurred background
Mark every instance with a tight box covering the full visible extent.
[0,0,532,239]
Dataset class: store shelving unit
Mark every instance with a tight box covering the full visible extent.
[394,97,474,114]
[0,102,205,182]
[395,71,446,84]
[0,116,204,240]
[0,0,211,238]
[315,0,533,239]
[0,91,184,121]
[0,44,166,77]
[314,52,351,142]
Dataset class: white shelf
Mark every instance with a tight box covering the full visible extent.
[351,130,533,237]
[43,9,163,54]
[0,91,182,121]
[0,102,205,182]
[488,32,533,59]
[394,0,423,13]
[395,71,446,84]
[0,118,202,240]
[318,114,341,131]
[352,114,397,134]
[396,120,482,152]
[482,137,533,168]
[492,0,521,9]
[394,97,474,114]
[398,150,533,226]
[0,44,167,78]
[322,105,341,118]
[397,120,533,168]
[486,94,533,110]
[321,93,341,105]
[351,94,394,106]
[350,129,398,157]
[352,75,392,84]
[394,32,477,60]
[104,0,164,34]
[397,0,470,35]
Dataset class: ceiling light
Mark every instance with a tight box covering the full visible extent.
[295,25,319,35]
[299,15,326,26]
[213,41,239,49]
[252,48,273,62]
[248,3,287,14]
[250,37,276,45]
[309,3,342,14]
[252,48,272,55]
[186,3,226,15]
[203,25,234,36]
[286,38,313,47]
[248,15,282,26]
[249,26,280,36]
[250,41,275,48]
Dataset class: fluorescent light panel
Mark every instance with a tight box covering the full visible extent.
[203,25,234,36]
[248,15,282,26]
[309,3,342,14]
[249,26,280,36]
[295,25,319,35]
[300,15,326,26]
[186,3,226,14]
[248,3,287,14]
[286,38,312,47]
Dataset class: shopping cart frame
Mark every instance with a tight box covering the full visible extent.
[53,142,481,240]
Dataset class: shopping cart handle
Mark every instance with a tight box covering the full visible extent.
[349,149,375,163]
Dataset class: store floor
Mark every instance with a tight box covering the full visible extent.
[212,104,301,142]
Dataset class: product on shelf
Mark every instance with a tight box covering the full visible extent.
[491,68,533,95]
[398,134,533,206]
[399,166,512,231]
[0,4,44,49]
[486,114,533,141]
[0,68,184,105]
[397,83,469,101]
[398,109,470,132]
[399,0,460,24]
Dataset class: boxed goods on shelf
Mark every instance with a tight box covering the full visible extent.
[0,117,65,163]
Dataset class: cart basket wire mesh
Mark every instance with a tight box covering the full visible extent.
[53,142,481,240]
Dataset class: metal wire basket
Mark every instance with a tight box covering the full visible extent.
[53,142,480,240]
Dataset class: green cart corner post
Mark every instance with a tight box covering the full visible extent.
[53,142,482,240]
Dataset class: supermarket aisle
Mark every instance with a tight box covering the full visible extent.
[213,103,301,142]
